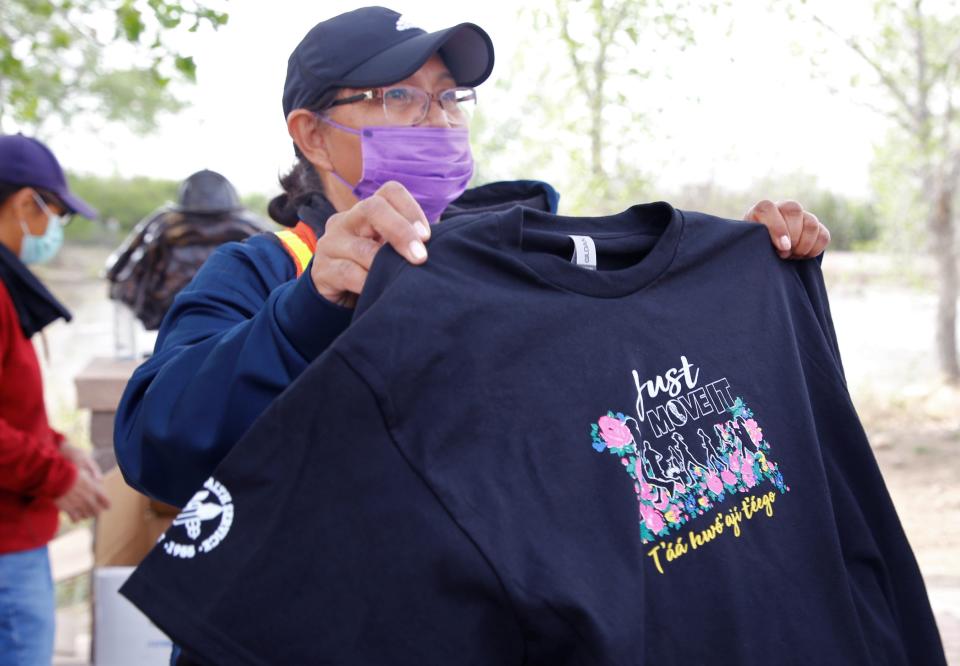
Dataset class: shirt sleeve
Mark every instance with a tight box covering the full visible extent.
[120,348,521,666]
[113,236,354,507]
[793,257,947,665]
[795,253,845,382]
[0,417,76,498]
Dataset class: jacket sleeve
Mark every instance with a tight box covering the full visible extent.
[0,295,76,498]
[113,235,353,507]
[0,420,76,498]
[120,349,519,666]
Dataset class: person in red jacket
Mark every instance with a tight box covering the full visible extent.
[0,134,109,665]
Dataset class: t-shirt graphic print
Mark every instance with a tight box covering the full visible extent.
[590,358,790,573]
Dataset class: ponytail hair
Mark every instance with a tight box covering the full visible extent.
[268,152,324,227]
[268,89,340,227]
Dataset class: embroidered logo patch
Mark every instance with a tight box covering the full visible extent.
[161,477,234,559]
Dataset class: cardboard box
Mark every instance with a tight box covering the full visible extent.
[94,468,180,567]
[93,566,172,666]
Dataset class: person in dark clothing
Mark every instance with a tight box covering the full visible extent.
[106,169,268,330]
[112,7,835,665]
[114,7,832,513]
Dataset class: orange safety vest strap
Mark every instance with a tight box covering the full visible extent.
[274,222,318,278]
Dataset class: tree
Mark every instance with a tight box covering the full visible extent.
[67,173,180,231]
[0,0,228,135]
[469,0,724,214]
[812,1,960,383]
[552,0,690,177]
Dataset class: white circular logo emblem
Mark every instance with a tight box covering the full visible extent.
[161,477,234,559]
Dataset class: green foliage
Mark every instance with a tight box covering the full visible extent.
[868,130,929,253]
[241,192,269,222]
[666,173,879,251]
[805,1,960,249]
[61,216,105,244]
[801,191,880,251]
[540,0,699,209]
[471,0,721,215]
[62,172,273,243]
[0,0,228,134]
[66,172,179,236]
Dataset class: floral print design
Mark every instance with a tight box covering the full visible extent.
[589,397,790,544]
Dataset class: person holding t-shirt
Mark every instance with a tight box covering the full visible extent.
[115,6,832,511]
[112,8,837,665]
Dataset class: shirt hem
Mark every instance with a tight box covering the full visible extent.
[119,569,267,666]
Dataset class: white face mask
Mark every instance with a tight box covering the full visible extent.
[19,194,66,265]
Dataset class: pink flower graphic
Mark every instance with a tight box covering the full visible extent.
[744,418,763,445]
[729,451,741,473]
[590,399,789,547]
[640,503,665,533]
[639,481,657,501]
[598,416,633,449]
[706,471,724,495]
[741,452,757,487]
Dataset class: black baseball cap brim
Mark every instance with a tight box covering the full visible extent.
[336,23,494,91]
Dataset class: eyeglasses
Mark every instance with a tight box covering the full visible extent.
[34,192,73,227]
[323,86,477,127]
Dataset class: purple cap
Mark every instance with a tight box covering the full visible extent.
[0,134,97,219]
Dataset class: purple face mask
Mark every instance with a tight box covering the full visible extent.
[322,117,474,224]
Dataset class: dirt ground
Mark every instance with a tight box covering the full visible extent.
[34,245,960,663]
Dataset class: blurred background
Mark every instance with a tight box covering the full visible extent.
[2,0,959,663]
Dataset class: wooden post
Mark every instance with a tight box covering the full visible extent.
[74,357,142,473]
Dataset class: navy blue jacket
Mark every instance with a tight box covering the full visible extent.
[113,181,559,507]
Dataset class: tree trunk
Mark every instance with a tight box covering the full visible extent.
[928,181,960,384]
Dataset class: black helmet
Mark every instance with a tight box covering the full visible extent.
[174,169,242,214]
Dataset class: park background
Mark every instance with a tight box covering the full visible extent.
[3,0,960,663]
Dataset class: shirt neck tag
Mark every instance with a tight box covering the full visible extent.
[568,235,597,270]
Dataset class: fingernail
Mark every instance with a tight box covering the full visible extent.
[779,235,792,251]
[414,221,430,240]
[409,240,427,261]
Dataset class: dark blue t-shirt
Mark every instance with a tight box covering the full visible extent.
[121,202,945,665]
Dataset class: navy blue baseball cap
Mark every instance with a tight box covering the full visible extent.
[0,134,97,219]
[282,6,495,118]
